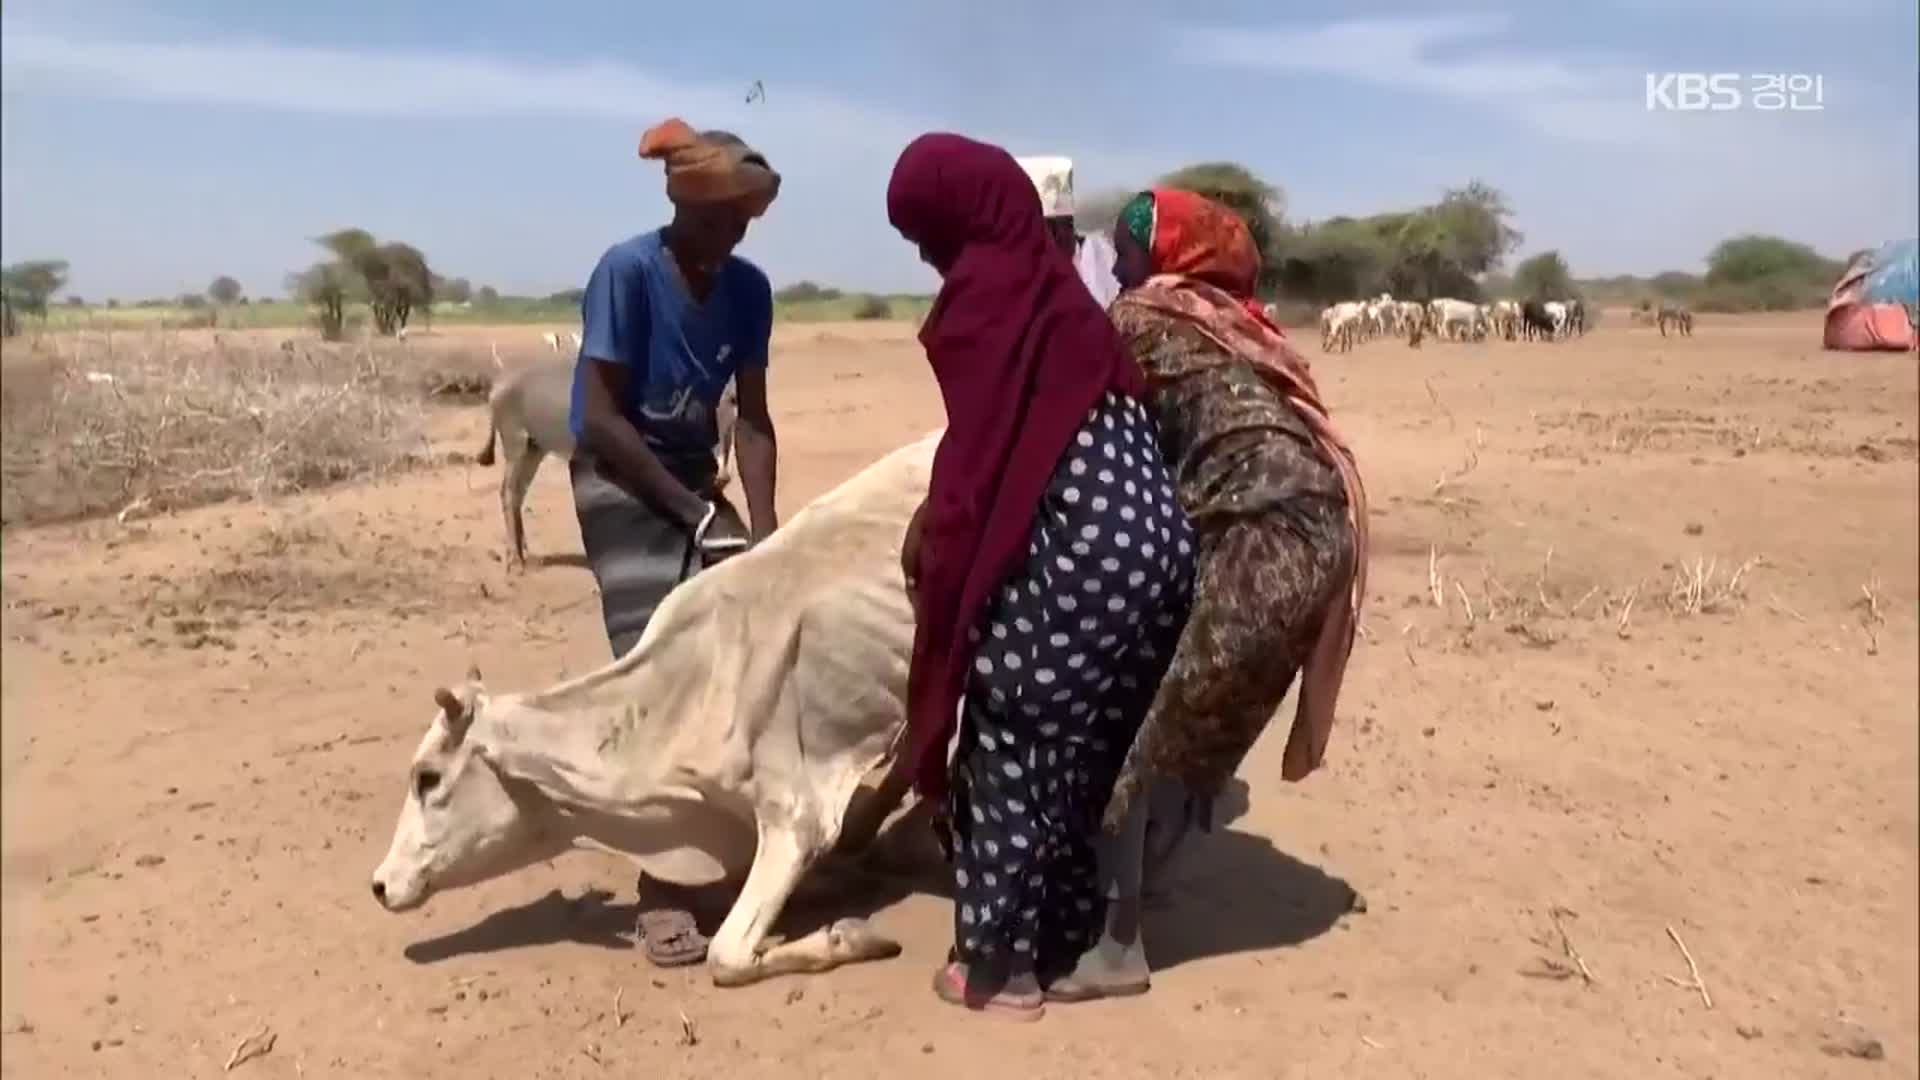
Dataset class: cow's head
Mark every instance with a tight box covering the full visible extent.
[370,667,557,912]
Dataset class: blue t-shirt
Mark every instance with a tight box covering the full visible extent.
[568,229,772,483]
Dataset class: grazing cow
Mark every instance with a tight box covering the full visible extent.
[1323,304,1363,353]
[476,362,740,567]
[1519,299,1557,341]
[1564,299,1587,337]
[1491,300,1521,341]
[1657,303,1694,337]
[1396,300,1425,340]
[1542,301,1569,340]
[1321,301,1364,352]
[372,435,939,987]
[1428,298,1480,342]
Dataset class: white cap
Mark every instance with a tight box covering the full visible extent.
[1015,155,1075,219]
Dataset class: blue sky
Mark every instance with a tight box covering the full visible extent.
[3,0,1915,301]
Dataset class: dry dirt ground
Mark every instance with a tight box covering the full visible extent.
[3,315,1915,1078]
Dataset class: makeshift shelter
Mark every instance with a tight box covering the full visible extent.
[1824,238,1918,351]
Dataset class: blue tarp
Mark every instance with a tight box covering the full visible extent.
[1862,238,1919,306]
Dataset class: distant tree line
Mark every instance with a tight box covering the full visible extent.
[0,190,1860,340]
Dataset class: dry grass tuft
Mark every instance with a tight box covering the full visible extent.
[1414,544,1770,649]
[2,333,433,526]
[1664,556,1762,616]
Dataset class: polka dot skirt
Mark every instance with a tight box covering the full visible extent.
[948,391,1197,982]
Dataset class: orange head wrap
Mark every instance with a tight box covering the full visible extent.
[638,118,781,218]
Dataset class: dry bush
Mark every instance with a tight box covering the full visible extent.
[1,333,429,525]
[1420,545,1765,648]
[1664,556,1761,616]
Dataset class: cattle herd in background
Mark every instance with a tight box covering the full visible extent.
[1302,294,1697,353]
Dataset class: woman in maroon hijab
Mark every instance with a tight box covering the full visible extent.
[887,133,1197,1020]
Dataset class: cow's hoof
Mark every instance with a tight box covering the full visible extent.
[829,918,902,962]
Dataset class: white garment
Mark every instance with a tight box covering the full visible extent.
[1015,155,1076,218]
[1074,232,1121,310]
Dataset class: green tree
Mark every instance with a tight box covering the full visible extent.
[208,275,244,305]
[287,262,349,341]
[475,285,501,307]
[773,281,843,304]
[437,276,473,305]
[1705,234,1837,285]
[1512,251,1577,300]
[1155,162,1286,284]
[1,259,70,336]
[312,228,437,336]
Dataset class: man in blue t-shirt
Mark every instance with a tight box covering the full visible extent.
[568,123,783,665]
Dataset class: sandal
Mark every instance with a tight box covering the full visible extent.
[1043,971,1150,1003]
[930,962,1045,1021]
[636,906,709,968]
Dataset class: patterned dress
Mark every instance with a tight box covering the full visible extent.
[1104,303,1355,817]
[949,391,1195,986]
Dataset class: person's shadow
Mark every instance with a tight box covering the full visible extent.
[1138,778,1361,970]
[397,782,1358,970]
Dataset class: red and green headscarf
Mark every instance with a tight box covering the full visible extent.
[1118,187,1263,298]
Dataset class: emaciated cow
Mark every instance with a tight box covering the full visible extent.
[372,433,939,985]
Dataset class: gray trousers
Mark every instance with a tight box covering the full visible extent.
[1094,777,1200,902]
[569,455,745,659]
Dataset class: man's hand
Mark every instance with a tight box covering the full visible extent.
[694,501,752,566]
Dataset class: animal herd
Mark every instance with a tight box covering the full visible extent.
[1316,294,1592,353]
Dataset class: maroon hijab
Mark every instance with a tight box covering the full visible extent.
[887,133,1145,800]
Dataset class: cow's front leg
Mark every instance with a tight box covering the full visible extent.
[707,818,902,987]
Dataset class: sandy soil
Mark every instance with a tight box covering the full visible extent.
[3,315,1916,1078]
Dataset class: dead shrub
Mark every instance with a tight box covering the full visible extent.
[1,333,428,525]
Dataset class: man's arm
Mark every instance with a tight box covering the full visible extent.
[579,361,708,528]
[732,366,778,540]
[575,251,708,529]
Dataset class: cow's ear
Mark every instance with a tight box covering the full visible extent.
[433,686,474,742]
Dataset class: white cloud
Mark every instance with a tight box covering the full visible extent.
[0,17,1174,195]
[1172,15,1622,105]
[0,20,919,155]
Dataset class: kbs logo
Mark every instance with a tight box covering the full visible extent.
[1645,73,1743,111]
[1646,73,1826,112]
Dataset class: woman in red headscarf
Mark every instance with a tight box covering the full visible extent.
[1046,188,1370,1000]
[886,135,1197,1020]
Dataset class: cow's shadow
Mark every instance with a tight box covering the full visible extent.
[400,806,947,965]
[402,779,1360,968]
[402,887,638,964]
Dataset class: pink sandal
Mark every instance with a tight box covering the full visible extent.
[931,962,1045,1021]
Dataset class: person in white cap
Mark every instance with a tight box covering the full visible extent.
[1015,155,1121,309]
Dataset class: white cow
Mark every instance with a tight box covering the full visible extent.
[1395,300,1424,340]
[373,434,940,986]
[475,360,740,567]
[1491,300,1521,341]
[1321,301,1364,353]
[1544,301,1569,340]
[1428,298,1480,342]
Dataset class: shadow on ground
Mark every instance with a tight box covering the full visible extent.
[1139,777,1361,970]
[400,805,947,966]
[399,780,1357,970]
[402,887,637,964]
